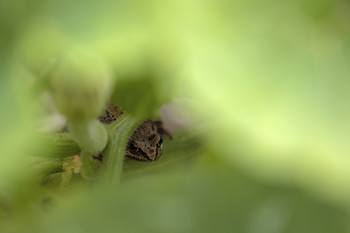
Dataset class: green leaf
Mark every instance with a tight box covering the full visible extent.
[33,133,80,159]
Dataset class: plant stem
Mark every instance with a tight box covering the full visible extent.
[101,113,142,186]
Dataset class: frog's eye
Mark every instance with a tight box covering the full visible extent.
[157,137,163,146]
[129,143,138,152]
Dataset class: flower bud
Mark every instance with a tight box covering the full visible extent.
[50,50,115,121]
[67,119,107,155]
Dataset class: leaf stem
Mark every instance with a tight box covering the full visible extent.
[100,113,142,186]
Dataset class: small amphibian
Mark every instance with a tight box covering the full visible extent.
[98,104,123,124]
[99,103,167,162]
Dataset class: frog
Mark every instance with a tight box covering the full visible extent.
[98,104,123,124]
[125,119,163,162]
[99,103,169,162]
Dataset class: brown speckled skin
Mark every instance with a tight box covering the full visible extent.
[99,104,123,124]
[99,104,163,162]
[125,120,163,162]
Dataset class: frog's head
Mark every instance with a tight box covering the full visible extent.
[125,120,163,162]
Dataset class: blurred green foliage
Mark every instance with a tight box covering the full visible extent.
[1,0,350,232]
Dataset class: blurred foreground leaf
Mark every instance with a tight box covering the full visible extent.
[10,157,350,233]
